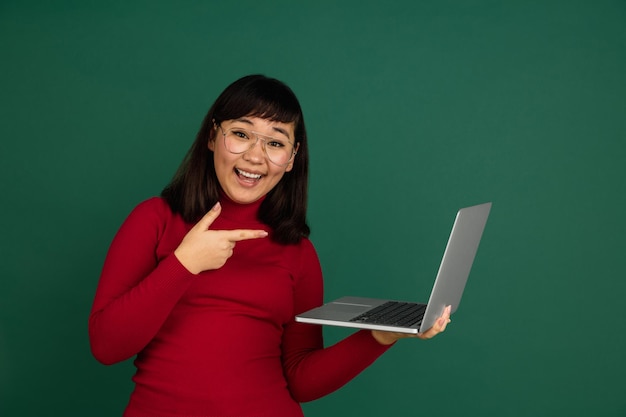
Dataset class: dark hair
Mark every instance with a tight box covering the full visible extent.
[161,74,310,244]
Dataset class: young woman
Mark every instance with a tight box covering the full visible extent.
[89,74,451,417]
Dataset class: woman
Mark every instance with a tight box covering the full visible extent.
[89,74,451,417]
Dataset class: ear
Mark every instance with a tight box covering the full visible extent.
[284,142,300,172]
[208,123,217,151]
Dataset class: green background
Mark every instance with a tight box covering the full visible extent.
[1,1,625,416]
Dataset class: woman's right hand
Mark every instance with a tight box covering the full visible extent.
[174,202,268,274]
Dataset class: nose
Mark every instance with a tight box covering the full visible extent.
[242,135,266,163]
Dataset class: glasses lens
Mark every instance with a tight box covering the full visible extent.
[224,128,294,166]
[223,128,251,154]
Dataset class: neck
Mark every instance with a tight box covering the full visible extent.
[218,192,265,223]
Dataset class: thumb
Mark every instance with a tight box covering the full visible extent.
[194,202,221,231]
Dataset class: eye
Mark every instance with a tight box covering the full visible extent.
[231,129,251,140]
[266,139,286,148]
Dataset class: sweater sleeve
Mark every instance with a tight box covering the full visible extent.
[88,199,196,365]
[281,240,393,402]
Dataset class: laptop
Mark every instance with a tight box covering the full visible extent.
[296,202,492,334]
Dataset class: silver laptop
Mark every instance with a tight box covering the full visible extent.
[296,202,492,334]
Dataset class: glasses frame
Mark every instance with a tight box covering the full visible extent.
[218,124,297,167]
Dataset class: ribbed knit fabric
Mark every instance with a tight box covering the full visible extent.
[89,196,391,417]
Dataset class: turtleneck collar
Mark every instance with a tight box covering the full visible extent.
[217,191,266,225]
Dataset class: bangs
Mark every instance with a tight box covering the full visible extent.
[247,98,301,125]
[212,75,302,127]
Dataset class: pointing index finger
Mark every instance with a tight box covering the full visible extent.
[226,229,269,242]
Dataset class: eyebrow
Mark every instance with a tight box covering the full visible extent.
[233,117,292,139]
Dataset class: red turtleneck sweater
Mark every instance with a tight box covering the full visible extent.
[89,196,390,417]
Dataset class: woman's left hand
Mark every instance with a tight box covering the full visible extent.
[370,305,452,346]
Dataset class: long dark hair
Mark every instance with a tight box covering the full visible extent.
[161,74,310,244]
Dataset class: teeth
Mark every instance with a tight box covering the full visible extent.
[236,169,262,179]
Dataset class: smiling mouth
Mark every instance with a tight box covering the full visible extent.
[235,168,263,181]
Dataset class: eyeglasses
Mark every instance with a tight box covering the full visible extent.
[219,125,297,167]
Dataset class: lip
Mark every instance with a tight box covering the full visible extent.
[234,168,264,185]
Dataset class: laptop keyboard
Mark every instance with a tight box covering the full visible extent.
[349,301,426,327]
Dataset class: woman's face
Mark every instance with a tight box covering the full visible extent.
[208,116,297,204]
